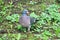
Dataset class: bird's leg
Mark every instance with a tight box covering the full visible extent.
[28,25,31,31]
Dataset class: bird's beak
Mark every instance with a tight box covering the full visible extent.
[27,11,30,15]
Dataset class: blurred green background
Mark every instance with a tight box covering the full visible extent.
[0,0,60,40]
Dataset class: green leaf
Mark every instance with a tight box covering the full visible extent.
[16,25,22,30]
[16,33,21,40]
[44,30,52,36]
[0,38,2,40]
[30,12,39,18]
[6,16,12,20]
[6,14,19,22]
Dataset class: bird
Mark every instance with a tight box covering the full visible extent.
[19,9,38,31]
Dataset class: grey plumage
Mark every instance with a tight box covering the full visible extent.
[19,9,38,31]
[19,15,30,27]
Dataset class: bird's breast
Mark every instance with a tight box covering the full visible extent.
[19,15,30,27]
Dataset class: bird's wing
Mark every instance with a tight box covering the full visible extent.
[30,17,36,24]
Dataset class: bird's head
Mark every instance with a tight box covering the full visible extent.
[22,9,30,15]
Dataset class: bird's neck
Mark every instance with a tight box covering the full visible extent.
[22,14,27,16]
